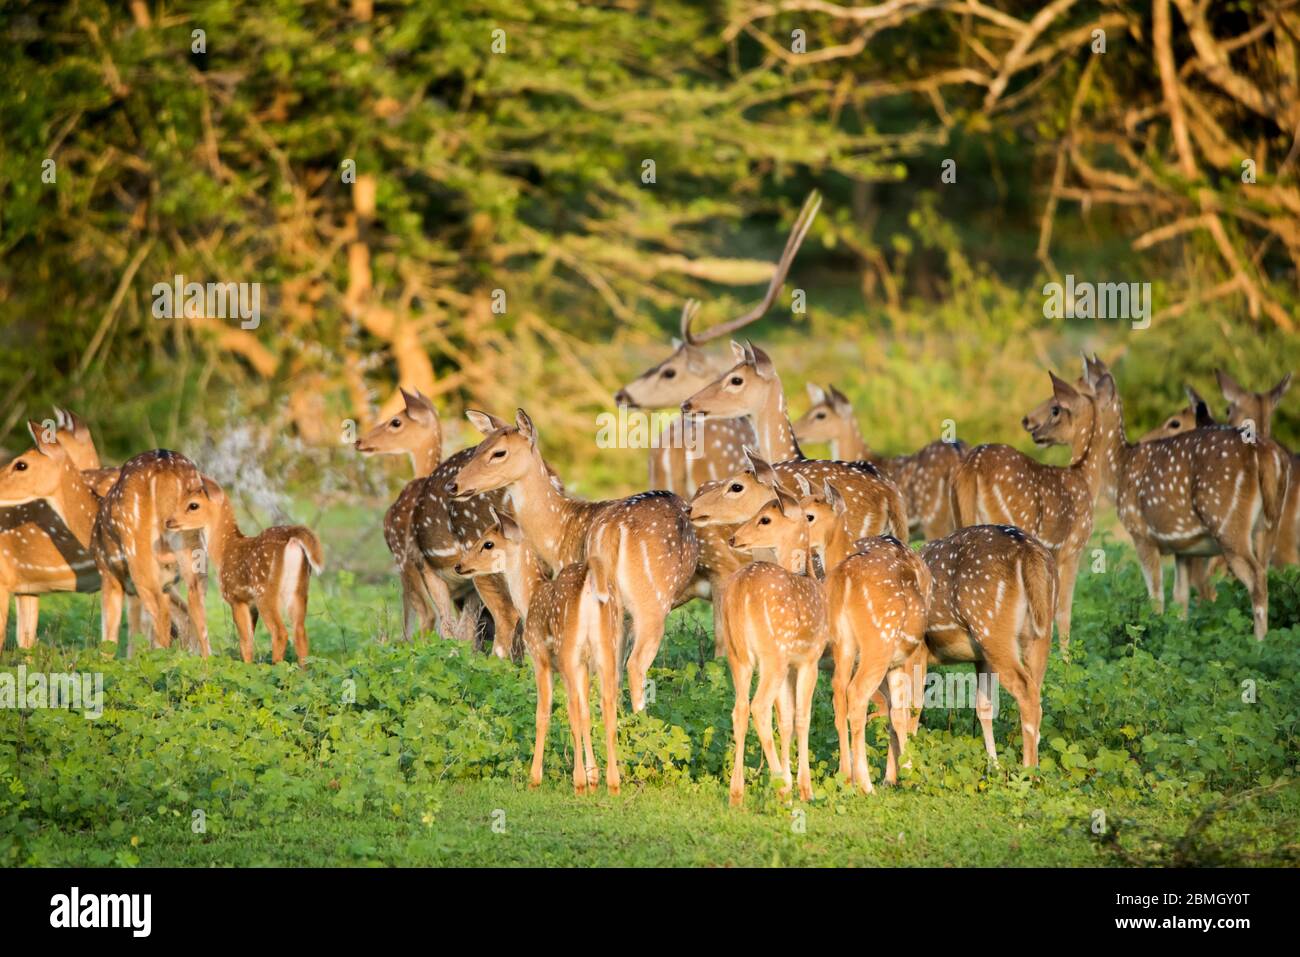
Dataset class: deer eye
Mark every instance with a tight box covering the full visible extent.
[188,501,200,511]
[1169,419,1180,429]
[492,449,506,459]
[729,483,743,493]
[759,516,771,525]
[729,376,744,386]
[483,541,494,550]
[661,368,676,379]
[806,514,815,522]
[815,412,826,419]
[1051,406,1061,416]
[390,418,402,428]
[14,461,27,471]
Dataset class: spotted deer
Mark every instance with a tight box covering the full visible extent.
[682,343,908,537]
[615,191,821,496]
[447,409,699,711]
[951,370,1109,659]
[455,510,621,794]
[50,407,120,495]
[800,480,930,792]
[919,525,1057,767]
[93,449,212,653]
[793,383,966,539]
[355,387,443,638]
[1077,359,1283,639]
[166,477,323,666]
[1215,370,1297,567]
[720,488,829,804]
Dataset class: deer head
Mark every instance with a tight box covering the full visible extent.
[680,340,783,419]
[728,487,810,574]
[1216,369,1292,439]
[688,447,792,525]
[454,509,525,577]
[792,384,855,446]
[446,409,537,498]
[0,421,78,506]
[1023,372,1094,451]
[354,387,441,457]
[52,408,102,471]
[1138,386,1216,442]
[164,477,224,534]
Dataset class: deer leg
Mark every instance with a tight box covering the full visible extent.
[291,560,311,668]
[560,666,588,795]
[776,673,795,795]
[726,653,754,806]
[578,665,598,790]
[231,600,256,664]
[847,646,892,793]
[903,643,928,736]
[974,660,1000,766]
[750,664,788,797]
[398,562,424,640]
[885,666,913,785]
[793,660,818,802]
[828,630,854,781]
[1187,556,1217,602]
[626,603,668,713]
[418,566,458,640]
[176,556,210,657]
[473,573,520,661]
[99,567,125,646]
[1132,537,1165,614]
[1221,547,1269,640]
[595,628,621,795]
[530,660,553,788]
[1172,556,1192,617]
[15,595,39,650]
[1053,549,1081,662]
[0,591,10,652]
[259,599,289,664]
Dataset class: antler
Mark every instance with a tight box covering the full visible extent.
[685,190,822,344]
[678,299,701,342]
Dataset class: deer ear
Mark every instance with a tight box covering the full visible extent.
[793,473,812,498]
[515,409,537,446]
[400,388,435,424]
[1215,369,1246,404]
[745,446,779,488]
[27,419,60,455]
[496,509,524,542]
[465,410,500,436]
[750,343,775,378]
[775,488,802,519]
[1268,372,1292,406]
[827,385,853,416]
[730,340,747,364]
[1050,371,1080,403]
[804,382,826,406]
[823,481,847,515]
[1093,372,1117,403]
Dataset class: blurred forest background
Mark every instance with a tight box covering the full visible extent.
[2,0,1298,506]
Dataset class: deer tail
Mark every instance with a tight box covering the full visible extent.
[289,527,325,574]
[1021,543,1057,644]
[949,459,978,529]
[581,556,622,682]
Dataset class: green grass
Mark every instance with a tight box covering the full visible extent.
[3,532,1299,868]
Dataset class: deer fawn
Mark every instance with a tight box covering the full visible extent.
[166,477,323,666]
[1215,370,1297,568]
[355,387,443,639]
[799,480,930,792]
[447,409,699,712]
[952,370,1109,659]
[794,383,966,539]
[455,510,621,794]
[720,488,829,804]
[919,525,1057,766]
[682,343,909,537]
[93,449,212,653]
[1078,358,1282,639]
[615,191,821,496]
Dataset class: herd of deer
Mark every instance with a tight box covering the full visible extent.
[1,193,1295,805]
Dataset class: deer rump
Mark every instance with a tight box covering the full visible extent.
[775,459,908,541]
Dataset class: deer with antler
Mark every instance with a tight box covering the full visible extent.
[951,369,1110,659]
[794,383,967,539]
[355,387,444,639]
[165,477,323,666]
[615,192,822,497]
[446,409,699,711]
[795,478,931,792]
[455,510,621,794]
[681,342,909,539]
[1050,358,1283,639]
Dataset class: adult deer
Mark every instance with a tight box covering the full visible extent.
[793,383,966,539]
[951,370,1108,659]
[614,191,821,497]
[166,477,323,666]
[799,480,930,792]
[93,449,212,653]
[682,343,908,537]
[1071,359,1283,639]
[455,510,621,794]
[920,525,1057,767]
[447,409,699,711]
[720,488,828,804]
[355,387,442,638]
[50,407,120,495]
[1215,370,1297,567]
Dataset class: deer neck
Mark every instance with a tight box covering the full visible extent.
[1067,398,1109,503]
[831,418,871,462]
[1097,397,1133,500]
[408,428,443,478]
[504,452,585,570]
[820,517,857,571]
[201,499,245,570]
[500,546,546,619]
[751,377,803,463]
[774,530,812,576]
[45,462,100,545]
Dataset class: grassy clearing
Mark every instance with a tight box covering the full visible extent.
[3,534,1299,867]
